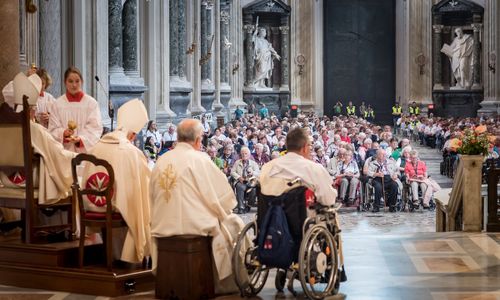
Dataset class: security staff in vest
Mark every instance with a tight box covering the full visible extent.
[408,101,420,116]
[392,101,402,132]
[364,105,375,122]
[346,101,356,117]
[333,101,343,116]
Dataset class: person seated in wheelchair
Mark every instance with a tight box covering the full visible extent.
[335,150,360,204]
[368,149,399,212]
[404,150,430,208]
[257,127,345,284]
[230,146,260,214]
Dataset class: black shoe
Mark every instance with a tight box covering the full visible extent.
[340,266,347,282]
[372,207,380,213]
[389,206,396,213]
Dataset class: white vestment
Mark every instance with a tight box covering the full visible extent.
[0,122,76,205]
[259,152,337,205]
[36,92,56,128]
[48,94,103,153]
[150,142,244,285]
[82,130,151,263]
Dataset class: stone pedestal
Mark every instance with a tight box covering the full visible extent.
[109,84,148,128]
[461,155,484,232]
[243,90,290,117]
[433,90,483,118]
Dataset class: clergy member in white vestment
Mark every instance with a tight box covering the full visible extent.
[259,127,346,277]
[48,67,102,153]
[0,73,77,222]
[82,99,151,263]
[35,68,56,128]
[150,119,244,294]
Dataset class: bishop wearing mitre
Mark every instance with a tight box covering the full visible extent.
[0,72,77,215]
[82,99,151,264]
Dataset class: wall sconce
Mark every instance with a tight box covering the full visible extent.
[488,52,496,74]
[26,0,37,13]
[295,54,306,75]
[232,64,239,75]
[186,43,196,55]
[415,53,427,75]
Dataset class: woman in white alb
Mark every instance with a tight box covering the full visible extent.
[48,67,103,153]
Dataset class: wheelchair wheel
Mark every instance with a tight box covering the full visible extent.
[275,269,286,292]
[232,221,269,297]
[298,224,339,299]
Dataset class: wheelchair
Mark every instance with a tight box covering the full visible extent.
[360,177,405,212]
[232,182,344,299]
[230,176,259,213]
[403,180,436,212]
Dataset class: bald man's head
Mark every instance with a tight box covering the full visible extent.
[177,119,204,143]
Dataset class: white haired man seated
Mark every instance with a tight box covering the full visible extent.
[150,119,244,294]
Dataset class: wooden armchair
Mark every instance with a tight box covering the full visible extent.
[71,153,127,271]
[0,99,74,243]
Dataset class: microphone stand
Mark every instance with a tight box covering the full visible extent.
[95,76,114,131]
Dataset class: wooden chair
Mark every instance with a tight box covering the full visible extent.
[71,153,127,271]
[0,99,74,243]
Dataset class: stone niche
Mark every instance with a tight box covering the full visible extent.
[242,0,290,117]
[432,0,484,117]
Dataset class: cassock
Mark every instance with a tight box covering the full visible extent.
[82,129,151,263]
[0,120,76,205]
[150,142,244,292]
[48,93,102,153]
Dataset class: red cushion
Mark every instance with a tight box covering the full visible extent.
[83,211,123,220]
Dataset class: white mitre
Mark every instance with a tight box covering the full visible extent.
[117,98,149,134]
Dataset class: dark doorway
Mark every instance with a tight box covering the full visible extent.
[324,0,395,124]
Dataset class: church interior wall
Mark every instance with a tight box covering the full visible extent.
[4,0,499,121]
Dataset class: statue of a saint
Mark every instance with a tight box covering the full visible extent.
[252,18,280,88]
[441,27,474,89]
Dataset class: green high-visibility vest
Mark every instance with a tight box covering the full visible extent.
[409,106,420,115]
[392,106,402,115]
[364,110,374,118]
[346,106,356,115]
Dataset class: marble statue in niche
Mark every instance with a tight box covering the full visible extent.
[441,27,474,89]
[252,18,280,89]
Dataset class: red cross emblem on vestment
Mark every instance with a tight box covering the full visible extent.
[85,172,114,207]
[8,171,26,186]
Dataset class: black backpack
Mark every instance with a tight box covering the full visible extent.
[257,204,295,269]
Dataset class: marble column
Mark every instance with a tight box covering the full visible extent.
[279,24,290,90]
[191,0,206,115]
[0,0,19,103]
[220,7,230,86]
[201,2,213,84]
[433,25,444,90]
[109,0,124,75]
[213,0,223,113]
[169,0,179,77]
[271,27,280,88]
[178,0,187,79]
[122,0,138,77]
[243,24,255,87]
[471,23,482,90]
[39,0,62,95]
